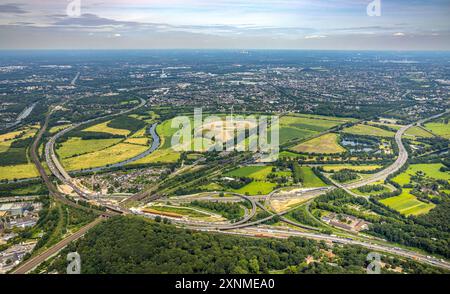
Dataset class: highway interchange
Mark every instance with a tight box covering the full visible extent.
[10,106,450,273]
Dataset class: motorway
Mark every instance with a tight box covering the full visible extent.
[22,109,450,273]
[45,98,148,200]
[223,227,450,270]
[10,217,104,274]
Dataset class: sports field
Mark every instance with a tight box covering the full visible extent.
[290,133,345,154]
[342,124,395,137]
[380,189,435,216]
[392,163,450,186]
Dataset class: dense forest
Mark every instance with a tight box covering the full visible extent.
[43,216,446,274]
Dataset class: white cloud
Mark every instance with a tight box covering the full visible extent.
[304,35,327,39]
[393,32,405,37]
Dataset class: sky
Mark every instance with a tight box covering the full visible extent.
[0,0,449,50]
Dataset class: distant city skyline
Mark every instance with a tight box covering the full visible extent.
[0,0,449,50]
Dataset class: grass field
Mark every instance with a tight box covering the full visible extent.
[404,126,434,139]
[290,133,345,154]
[130,148,180,164]
[62,143,148,170]
[0,125,40,168]
[279,127,317,145]
[231,181,277,196]
[322,164,382,172]
[126,119,180,165]
[278,115,352,145]
[380,189,435,216]
[56,138,122,158]
[83,120,131,136]
[296,166,327,187]
[0,163,39,180]
[342,124,395,137]
[424,122,450,139]
[225,165,274,180]
[392,163,450,185]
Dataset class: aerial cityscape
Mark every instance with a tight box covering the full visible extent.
[0,0,449,289]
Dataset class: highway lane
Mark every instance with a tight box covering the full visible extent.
[32,110,450,272]
[10,217,104,274]
[225,227,450,271]
[45,98,149,199]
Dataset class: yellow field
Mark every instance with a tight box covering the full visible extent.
[57,138,122,159]
[83,121,131,136]
[124,138,149,146]
[62,143,148,170]
[49,124,71,134]
[130,127,147,138]
[0,130,23,143]
[290,133,345,154]
[0,163,39,180]
[0,124,39,145]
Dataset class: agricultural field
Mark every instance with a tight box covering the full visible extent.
[424,121,450,139]
[231,181,277,196]
[279,114,353,145]
[224,165,286,195]
[322,164,382,172]
[48,124,71,134]
[342,124,395,137]
[295,166,327,188]
[56,138,122,159]
[225,165,274,180]
[130,148,180,165]
[82,120,131,136]
[124,137,149,146]
[279,127,317,145]
[290,133,345,154]
[0,163,40,180]
[61,142,148,171]
[0,125,41,179]
[404,126,434,139]
[392,163,450,186]
[380,189,435,216]
[129,118,181,164]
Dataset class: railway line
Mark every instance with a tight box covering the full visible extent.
[16,109,449,273]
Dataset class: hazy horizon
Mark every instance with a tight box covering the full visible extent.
[0,0,449,50]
